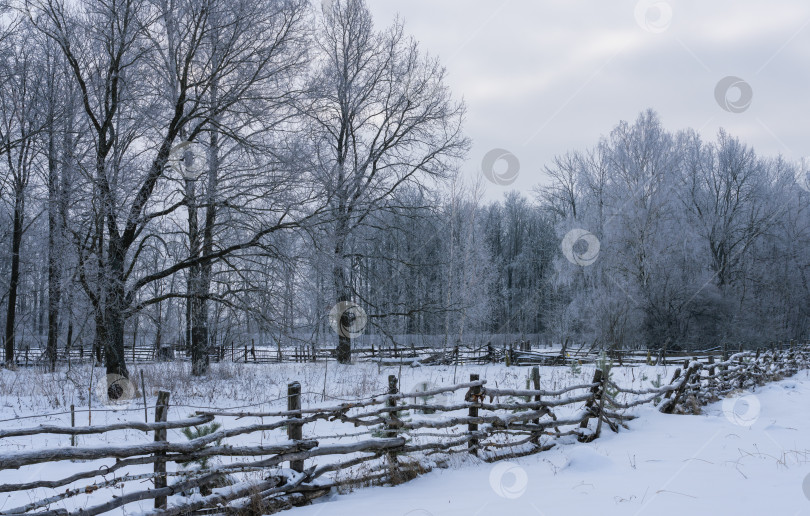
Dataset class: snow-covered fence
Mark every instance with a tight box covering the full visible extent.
[8,337,806,371]
[1,346,808,514]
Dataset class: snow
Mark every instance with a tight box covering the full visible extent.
[1,362,809,515]
[288,369,810,516]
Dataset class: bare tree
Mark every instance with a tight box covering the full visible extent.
[0,21,47,367]
[306,0,468,363]
[26,0,312,380]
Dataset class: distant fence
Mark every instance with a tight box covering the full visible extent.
[1,345,808,514]
[3,337,808,369]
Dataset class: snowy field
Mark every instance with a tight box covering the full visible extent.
[1,361,809,515]
[291,369,810,516]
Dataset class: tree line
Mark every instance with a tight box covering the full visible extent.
[1,1,807,384]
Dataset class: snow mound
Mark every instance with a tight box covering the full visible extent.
[562,447,614,472]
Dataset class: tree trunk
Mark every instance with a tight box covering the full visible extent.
[4,191,23,366]
[46,121,61,372]
[186,174,208,376]
[334,228,352,364]
[190,84,221,376]
[104,237,129,382]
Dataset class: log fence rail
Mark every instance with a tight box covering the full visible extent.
[0,346,807,514]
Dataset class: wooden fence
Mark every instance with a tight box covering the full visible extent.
[6,337,808,370]
[1,344,808,514]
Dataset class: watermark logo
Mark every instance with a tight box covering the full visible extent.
[634,0,673,33]
[329,301,368,339]
[722,391,760,427]
[481,148,520,186]
[94,373,137,408]
[489,462,528,499]
[714,76,753,113]
[169,140,207,178]
[803,472,810,501]
[561,229,601,266]
[402,511,434,516]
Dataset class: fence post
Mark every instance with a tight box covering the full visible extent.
[664,363,698,413]
[287,382,304,473]
[530,366,541,424]
[141,370,148,428]
[530,367,541,443]
[468,373,480,455]
[386,375,398,438]
[594,371,608,438]
[154,390,170,509]
[578,369,603,442]
[70,404,76,447]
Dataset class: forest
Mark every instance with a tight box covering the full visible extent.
[0,0,808,383]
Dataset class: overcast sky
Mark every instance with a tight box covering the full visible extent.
[366,0,810,201]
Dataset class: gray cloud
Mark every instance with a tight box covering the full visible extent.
[368,0,810,200]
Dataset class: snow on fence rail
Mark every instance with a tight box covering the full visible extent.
[1,346,808,515]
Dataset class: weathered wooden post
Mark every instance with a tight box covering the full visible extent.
[154,390,170,509]
[664,363,698,413]
[594,371,608,438]
[578,369,603,442]
[70,404,76,447]
[468,373,480,455]
[530,366,541,423]
[386,375,398,438]
[530,366,541,443]
[384,375,400,475]
[662,367,681,404]
[287,382,304,473]
[141,370,148,428]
